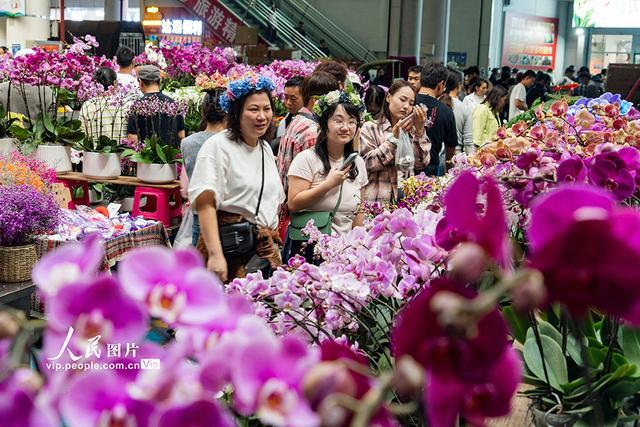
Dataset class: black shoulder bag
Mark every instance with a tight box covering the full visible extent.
[218,142,265,257]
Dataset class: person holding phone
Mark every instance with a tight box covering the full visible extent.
[286,90,368,259]
[359,80,430,203]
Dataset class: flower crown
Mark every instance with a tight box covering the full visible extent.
[219,75,276,113]
[312,90,365,117]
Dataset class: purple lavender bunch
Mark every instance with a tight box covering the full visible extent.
[0,185,60,246]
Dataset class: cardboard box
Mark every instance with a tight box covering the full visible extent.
[247,56,268,65]
[246,45,268,58]
[270,49,299,60]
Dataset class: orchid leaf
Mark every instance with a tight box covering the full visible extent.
[524,331,568,390]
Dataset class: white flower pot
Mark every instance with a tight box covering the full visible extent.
[82,152,121,179]
[0,137,17,157]
[31,145,72,173]
[120,197,135,212]
[136,163,177,184]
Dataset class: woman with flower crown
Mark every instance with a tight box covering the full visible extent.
[188,76,285,282]
[286,90,368,260]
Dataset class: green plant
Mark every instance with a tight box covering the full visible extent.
[0,105,19,138]
[74,135,126,154]
[10,113,85,154]
[122,135,182,165]
[507,309,640,425]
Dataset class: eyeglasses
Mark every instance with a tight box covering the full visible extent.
[330,118,358,128]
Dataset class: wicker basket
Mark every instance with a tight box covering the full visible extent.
[0,244,38,283]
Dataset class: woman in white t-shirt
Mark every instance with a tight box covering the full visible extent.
[462,78,488,113]
[287,91,368,260]
[189,76,284,282]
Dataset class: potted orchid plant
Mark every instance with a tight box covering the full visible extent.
[2,35,114,173]
[122,135,181,184]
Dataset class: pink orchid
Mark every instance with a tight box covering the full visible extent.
[550,99,569,117]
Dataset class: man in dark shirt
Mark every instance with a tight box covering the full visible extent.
[415,62,458,176]
[127,65,185,148]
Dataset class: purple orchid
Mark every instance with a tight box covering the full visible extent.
[424,347,521,427]
[528,185,640,322]
[32,234,104,297]
[392,278,510,383]
[231,333,319,426]
[43,275,147,362]
[557,156,588,183]
[435,171,510,267]
[0,368,57,427]
[587,151,636,200]
[59,370,154,427]
[153,399,235,427]
[119,247,226,328]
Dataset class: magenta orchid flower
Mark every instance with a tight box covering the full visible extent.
[528,185,640,322]
[153,399,235,427]
[231,333,320,426]
[587,151,636,200]
[119,247,225,328]
[392,278,510,383]
[60,370,154,427]
[32,233,104,297]
[425,347,521,427]
[0,368,57,427]
[435,171,511,267]
[43,275,147,363]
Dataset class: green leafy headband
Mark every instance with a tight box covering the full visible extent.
[312,90,365,117]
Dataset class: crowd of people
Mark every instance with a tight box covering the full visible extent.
[35,47,611,283]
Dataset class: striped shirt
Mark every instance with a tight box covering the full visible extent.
[276,107,318,192]
[359,118,431,203]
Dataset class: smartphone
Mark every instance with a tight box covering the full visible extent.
[340,152,358,171]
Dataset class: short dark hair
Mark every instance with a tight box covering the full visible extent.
[201,88,226,128]
[483,85,508,113]
[522,70,536,80]
[94,67,117,90]
[225,89,275,142]
[314,101,361,181]
[464,66,480,76]
[302,71,340,104]
[314,60,348,86]
[115,46,135,68]
[408,65,423,74]
[420,62,449,89]
[284,76,304,88]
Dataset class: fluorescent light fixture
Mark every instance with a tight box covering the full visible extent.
[576,28,585,36]
[146,6,159,13]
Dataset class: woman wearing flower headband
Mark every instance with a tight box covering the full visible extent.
[359,80,429,203]
[188,76,285,282]
[286,90,368,260]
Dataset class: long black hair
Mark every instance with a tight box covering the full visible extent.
[200,88,226,131]
[314,101,361,181]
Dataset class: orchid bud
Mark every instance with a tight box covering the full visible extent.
[448,243,487,283]
[511,268,546,312]
[302,362,357,409]
[392,356,425,398]
[0,310,22,339]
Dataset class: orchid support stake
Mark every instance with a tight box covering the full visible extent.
[350,371,394,427]
[529,310,553,392]
[570,317,604,426]
[602,316,620,374]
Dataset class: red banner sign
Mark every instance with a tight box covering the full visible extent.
[501,12,559,71]
[178,0,242,45]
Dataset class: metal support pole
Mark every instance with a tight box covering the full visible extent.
[415,0,423,63]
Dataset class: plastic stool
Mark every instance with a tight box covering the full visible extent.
[58,179,90,206]
[132,186,182,226]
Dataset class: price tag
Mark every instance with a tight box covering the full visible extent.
[106,203,122,218]
[51,183,72,208]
